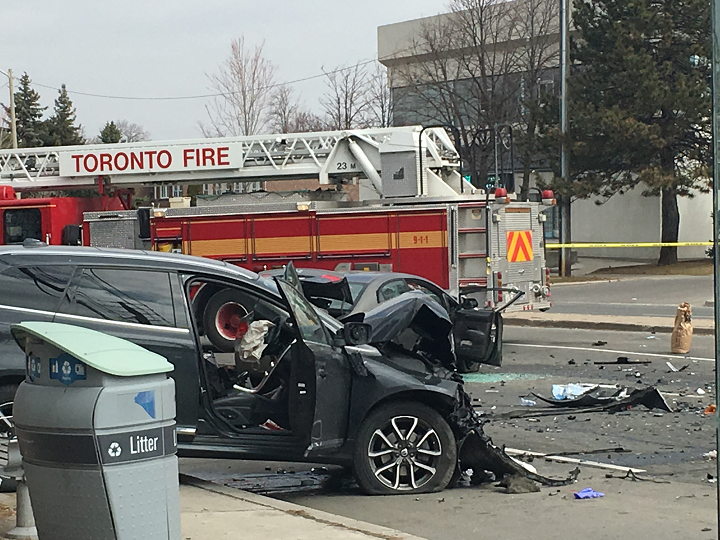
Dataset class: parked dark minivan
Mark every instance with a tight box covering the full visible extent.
[0,243,480,494]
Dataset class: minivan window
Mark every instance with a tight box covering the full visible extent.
[0,266,75,312]
[4,208,42,244]
[64,268,175,327]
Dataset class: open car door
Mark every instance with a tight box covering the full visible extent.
[453,309,503,371]
[452,289,523,372]
[275,278,351,456]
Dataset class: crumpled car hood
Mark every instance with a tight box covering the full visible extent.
[357,290,456,368]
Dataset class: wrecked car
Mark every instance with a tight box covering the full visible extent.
[0,244,556,495]
[260,268,519,372]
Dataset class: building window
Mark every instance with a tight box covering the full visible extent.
[202,184,210,195]
[232,183,242,193]
[172,185,183,198]
[155,185,170,199]
[542,206,560,240]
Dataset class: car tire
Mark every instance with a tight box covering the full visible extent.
[203,289,251,353]
[353,401,456,495]
[0,395,17,493]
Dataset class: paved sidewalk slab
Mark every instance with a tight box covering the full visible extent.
[504,312,715,335]
[180,475,427,540]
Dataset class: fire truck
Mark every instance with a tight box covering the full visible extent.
[0,126,553,311]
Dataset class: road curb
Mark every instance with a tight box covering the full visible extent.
[504,317,715,336]
[179,474,427,540]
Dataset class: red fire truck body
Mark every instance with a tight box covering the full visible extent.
[85,195,551,310]
[0,186,125,246]
[151,204,455,288]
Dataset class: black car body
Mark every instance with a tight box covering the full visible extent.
[0,244,482,494]
[261,268,506,372]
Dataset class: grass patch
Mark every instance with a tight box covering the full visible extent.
[591,259,712,276]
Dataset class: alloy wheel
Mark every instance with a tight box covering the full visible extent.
[367,415,443,491]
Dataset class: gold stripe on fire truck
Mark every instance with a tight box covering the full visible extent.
[181,230,445,257]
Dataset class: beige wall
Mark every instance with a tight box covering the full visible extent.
[677,189,713,259]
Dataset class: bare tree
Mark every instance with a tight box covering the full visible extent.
[390,0,559,195]
[115,120,150,142]
[292,111,327,133]
[203,37,277,136]
[268,85,299,133]
[367,62,394,128]
[268,84,328,133]
[319,64,370,130]
[513,0,559,200]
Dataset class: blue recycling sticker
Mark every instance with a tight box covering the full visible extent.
[134,391,156,419]
[49,353,87,386]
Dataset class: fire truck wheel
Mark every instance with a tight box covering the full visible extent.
[203,290,251,353]
[353,401,456,495]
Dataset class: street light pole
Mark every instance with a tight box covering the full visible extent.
[559,0,571,277]
[710,0,720,529]
[0,69,18,149]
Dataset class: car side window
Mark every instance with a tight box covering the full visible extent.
[4,209,42,244]
[62,268,175,327]
[406,280,445,309]
[278,280,330,345]
[376,279,411,304]
[0,266,75,312]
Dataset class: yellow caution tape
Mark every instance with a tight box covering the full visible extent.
[545,242,713,248]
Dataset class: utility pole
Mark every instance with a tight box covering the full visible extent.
[710,0,720,528]
[8,69,17,149]
[0,69,18,149]
[559,0,571,277]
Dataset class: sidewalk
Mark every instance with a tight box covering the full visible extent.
[179,475,427,540]
[0,476,426,540]
[504,311,715,335]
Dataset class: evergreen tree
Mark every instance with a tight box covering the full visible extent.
[565,0,711,265]
[99,121,123,143]
[7,73,47,147]
[44,84,83,146]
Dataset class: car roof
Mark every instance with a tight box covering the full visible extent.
[261,267,422,285]
[0,244,260,282]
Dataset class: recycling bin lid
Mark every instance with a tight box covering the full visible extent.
[11,322,173,377]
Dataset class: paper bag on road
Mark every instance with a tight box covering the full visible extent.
[670,302,693,354]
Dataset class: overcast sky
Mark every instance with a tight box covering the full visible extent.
[2,1,445,143]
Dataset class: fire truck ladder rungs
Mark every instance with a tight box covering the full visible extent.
[0,126,460,192]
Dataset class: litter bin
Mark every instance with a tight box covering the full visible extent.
[11,321,180,540]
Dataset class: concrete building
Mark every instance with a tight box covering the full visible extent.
[378,9,712,261]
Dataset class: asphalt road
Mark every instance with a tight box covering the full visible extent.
[180,326,719,540]
[551,275,714,319]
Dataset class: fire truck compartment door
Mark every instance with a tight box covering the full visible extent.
[275,279,350,456]
[453,309,503,368]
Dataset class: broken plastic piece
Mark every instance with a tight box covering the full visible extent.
[704,404,716,415]
[594,357,650,366]
[574,487,604,499]
[520,398,537,407]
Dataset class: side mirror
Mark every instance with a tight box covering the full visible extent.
[342,322,372,346]
[460,296,479,310]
